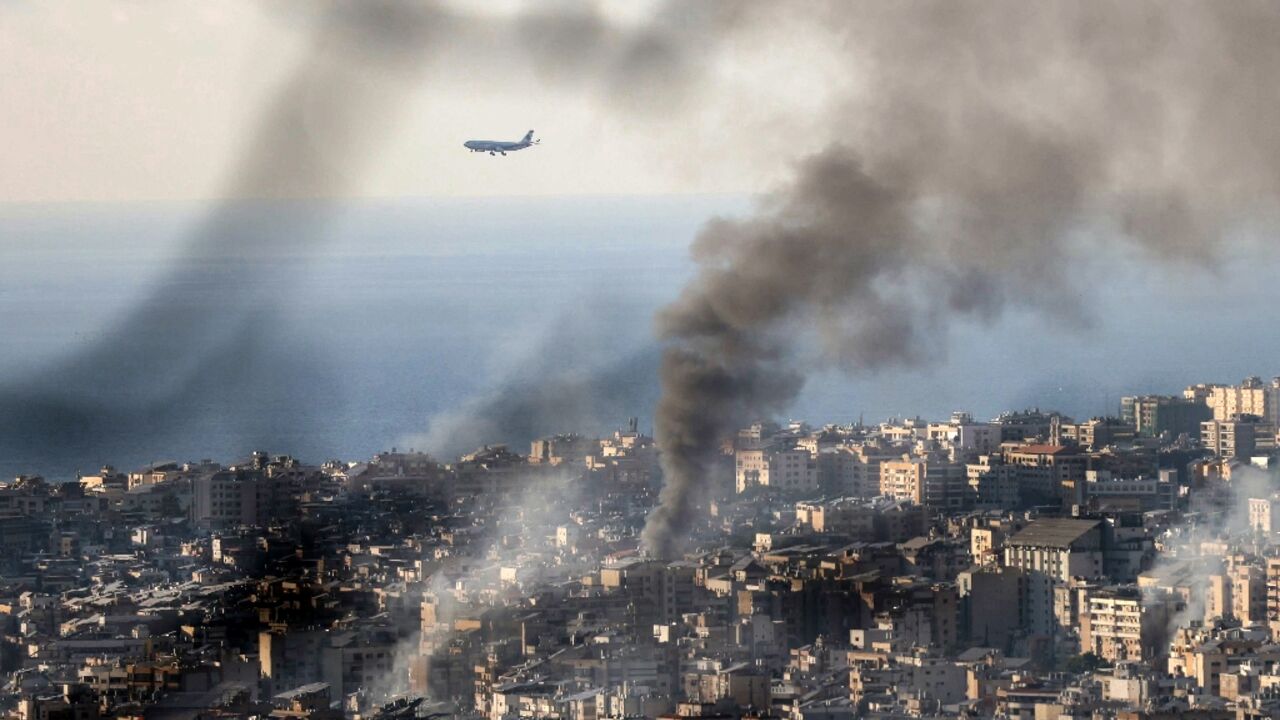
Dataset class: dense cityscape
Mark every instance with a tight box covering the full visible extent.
[0,376,1277,719]
[12,2,1280,720]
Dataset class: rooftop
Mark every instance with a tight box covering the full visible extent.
[1006,518,1101,549]
[1010,444,1076,455]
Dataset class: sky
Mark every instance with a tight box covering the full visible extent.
[3,1,1280,478]
[0,1,840,205]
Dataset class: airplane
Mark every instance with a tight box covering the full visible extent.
[463,130,539,156]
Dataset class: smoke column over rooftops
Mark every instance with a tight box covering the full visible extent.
[1146,464,1278,643]
[407,341,661,459]
[641,2,1280,558]
[5,1,1280,532]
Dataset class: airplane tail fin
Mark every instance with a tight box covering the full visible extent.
[522,130,534,143]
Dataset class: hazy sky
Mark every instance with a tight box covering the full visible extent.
[1,1,841,204]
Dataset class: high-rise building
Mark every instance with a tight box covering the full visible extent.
[999,443,1087,507]
[1250,497,1280,535]
[735,446,818,493]
[816,444,895,497]
[1003,518,1105,583]
[1057,417,1137,450]
[880,454,968,511]
[1231,564,1267,624]
[191,470,261,529]
[1121,395,1213,438]
[1079,586,1174,663]
[1192,377,1280,425]
[1201,417,1277,459]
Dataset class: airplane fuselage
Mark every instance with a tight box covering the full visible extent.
[463,140,530,153]
[464,131,537,155]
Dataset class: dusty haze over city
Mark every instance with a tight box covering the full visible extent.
[5,3,1280,719]
[4,1,1280,475]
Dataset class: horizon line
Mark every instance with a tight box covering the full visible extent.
[0,191,757,212]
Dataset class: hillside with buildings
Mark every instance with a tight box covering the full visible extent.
[3,378,1280,719]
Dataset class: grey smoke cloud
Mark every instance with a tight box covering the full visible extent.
[408,343,661,460]
[1148,465,1277,642]
[5,1,1277,567]
[514,1,760,115]
[641,1,1280,558]
[0,1,748,471]
[0,2,444,467]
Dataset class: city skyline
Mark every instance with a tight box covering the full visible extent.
[7,2,1280,718]
[4,369,1280,717]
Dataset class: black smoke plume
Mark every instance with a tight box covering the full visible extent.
[641,1,1280,558]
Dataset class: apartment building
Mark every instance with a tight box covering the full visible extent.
[1201,417,1277,460]
[1079,586,1171,663]
[879,454,968,511]
[736,446,818,494]
[1196,377,1280,425]
[1003,518,1105,583]
[1121,394,1213,439]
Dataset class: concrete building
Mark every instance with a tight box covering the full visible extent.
[927,412,1003,456]
[453,445,532,497]
[957,566,1028,652]
[969,517,1025,566]
[998,443,1087,507]
[690,663,770,709]
[816,444,895,498]
[529,434,595,466]
[191,470,260,528]
[1082,471,1177,512]
[795,499,875,539]
[342,451,448,496]
[736,446,818,494]
[1121,395,1213,439]
[1003,519,1105,584]
[260,627,397,699]
[190,465,298,529]
[879,454,968,511]
[1197,377,1280,425]
[600,558,696,626]
[966,455,1021,509]
[127,462,187,490]
[1001,518,1106,640]
[1249,497,1280,535]
[1201,417,1277,460]
[1207,573,1232,624]
[872,580,960,653]
[1265,557,1280,639]
[1058,418,1137,451]
[1079,586,1171,663]
[1231,564,1267,625]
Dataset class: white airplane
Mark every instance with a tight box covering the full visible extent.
[463,130,539,156]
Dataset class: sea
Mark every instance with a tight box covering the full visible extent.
[2,196,1278,479]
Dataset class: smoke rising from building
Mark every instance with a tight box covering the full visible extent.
[5,3,1280,560]
[1147,464,1277,642]
[408,345,661,460]
[641,2,1280,558]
